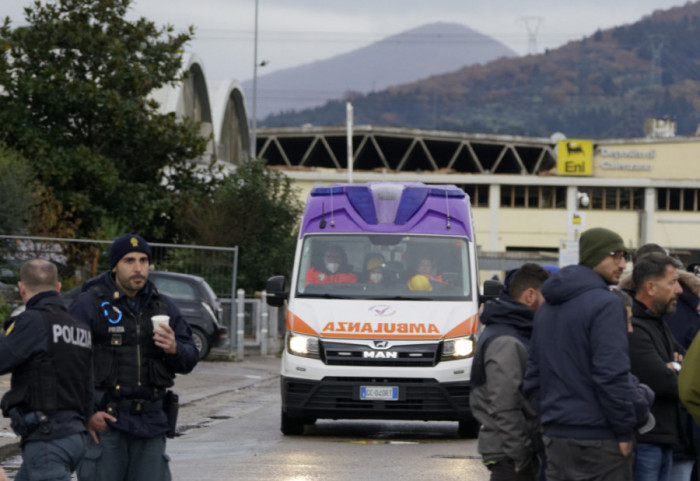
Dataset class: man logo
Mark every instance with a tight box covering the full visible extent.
[374,340,390,349]
[363,351,398,359]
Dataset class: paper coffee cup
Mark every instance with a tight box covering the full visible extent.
[151,315,170,331]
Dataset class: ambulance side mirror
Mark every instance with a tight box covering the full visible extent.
[266,276,288,307]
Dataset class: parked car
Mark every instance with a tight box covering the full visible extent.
[148,271,228,359]
[7,271,228,360]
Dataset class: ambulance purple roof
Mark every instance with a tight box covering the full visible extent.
[300,182,473,239]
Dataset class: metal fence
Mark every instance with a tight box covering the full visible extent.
[226,290,283,358]
[0,235,246,351]
[0,235,237,296]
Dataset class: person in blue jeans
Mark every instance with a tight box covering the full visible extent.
[628,253,685,481]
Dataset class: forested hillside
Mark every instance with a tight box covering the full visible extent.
[263,2,700,139]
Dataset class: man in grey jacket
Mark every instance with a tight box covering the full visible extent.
[470,263,550,480]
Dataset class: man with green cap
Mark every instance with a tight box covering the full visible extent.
[524,227,637,480]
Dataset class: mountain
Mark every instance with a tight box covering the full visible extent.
[263,2,700,139]
[243,22,517,119]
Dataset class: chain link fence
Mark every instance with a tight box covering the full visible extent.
[0,235,239,348]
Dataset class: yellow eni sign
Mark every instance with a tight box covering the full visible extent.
[557,140,593,176]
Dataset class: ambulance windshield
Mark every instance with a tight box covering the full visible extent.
[296,234,473,301]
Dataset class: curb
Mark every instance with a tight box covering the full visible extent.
[0,438,20,463]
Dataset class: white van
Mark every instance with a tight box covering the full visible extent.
[266,182,494,437]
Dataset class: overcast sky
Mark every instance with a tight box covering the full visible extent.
[1,0,689,83]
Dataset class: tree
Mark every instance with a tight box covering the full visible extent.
[176,159,303,293]
[0,145,35,236]
[0,0,211,240]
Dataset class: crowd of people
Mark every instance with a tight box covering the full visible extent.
[472,226,700,481]
[5,227,700,481]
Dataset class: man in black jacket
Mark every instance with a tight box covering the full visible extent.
[69,234,199,481]
[0,259,92,481]
[628,252,684,481]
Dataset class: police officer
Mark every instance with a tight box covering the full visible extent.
[0,259,92,481]
[69,234,198,481]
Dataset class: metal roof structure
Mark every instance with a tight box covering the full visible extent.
[256,125,558,175]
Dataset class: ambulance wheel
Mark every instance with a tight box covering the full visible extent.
[281,411,305,435]
[458,418,480,439]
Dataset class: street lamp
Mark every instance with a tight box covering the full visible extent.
[251,0,259,159]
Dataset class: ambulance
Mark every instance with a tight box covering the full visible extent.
[266,182,489,437]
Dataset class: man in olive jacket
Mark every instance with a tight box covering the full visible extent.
[680,329,700,426]
[470,263,550,480]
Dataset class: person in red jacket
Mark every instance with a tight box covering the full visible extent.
[305,245,357,284]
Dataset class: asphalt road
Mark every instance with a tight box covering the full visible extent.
[0,356,490,481]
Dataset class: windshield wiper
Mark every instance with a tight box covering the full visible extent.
[297,293,352,299]
[385,296,434,301]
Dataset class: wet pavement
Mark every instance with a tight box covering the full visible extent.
[0,355,282,475]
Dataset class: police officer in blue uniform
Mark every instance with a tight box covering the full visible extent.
[0,259,93,481]
[69,234,199,481]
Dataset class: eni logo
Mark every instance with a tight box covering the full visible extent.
[370,305,396,317]
[130,237,139,247]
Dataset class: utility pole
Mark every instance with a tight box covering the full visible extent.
[346,102,354,183]
[518,17,543,55]
[649,35,665,86]
[251,0,259,159]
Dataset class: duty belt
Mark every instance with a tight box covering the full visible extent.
[112,398,164,415]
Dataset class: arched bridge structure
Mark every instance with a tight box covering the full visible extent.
[151,53,250,170]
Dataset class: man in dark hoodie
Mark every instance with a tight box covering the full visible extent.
[628,252,684,481]
[470,263,550,480]
[524,227,637,481]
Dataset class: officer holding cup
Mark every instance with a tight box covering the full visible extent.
[69,234,198,481]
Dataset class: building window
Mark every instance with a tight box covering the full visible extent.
[500,185,566,208]
[460,184,489,207]
[577,187,644,210]
[658,188,700,211]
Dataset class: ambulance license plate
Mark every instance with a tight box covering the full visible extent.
[360,386,398,401]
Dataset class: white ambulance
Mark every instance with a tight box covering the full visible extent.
[266,182,492,437]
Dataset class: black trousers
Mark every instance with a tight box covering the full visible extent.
[543,435,633,481]
[487,456,541,481]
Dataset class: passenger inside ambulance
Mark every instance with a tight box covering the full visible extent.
[305,245,358,284]
[361,253,385,285]
[408,257,447,291]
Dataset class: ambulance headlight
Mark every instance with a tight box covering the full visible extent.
[287,332,320,359]
[441,336,474,360]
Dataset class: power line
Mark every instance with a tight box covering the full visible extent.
[194,27,580,45]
